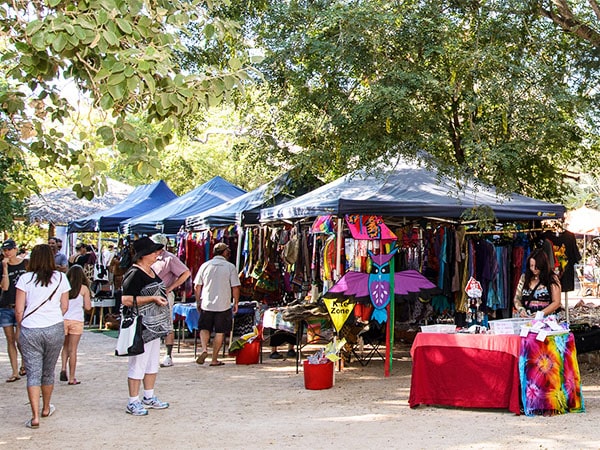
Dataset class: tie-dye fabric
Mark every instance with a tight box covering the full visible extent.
[519,332,585,416]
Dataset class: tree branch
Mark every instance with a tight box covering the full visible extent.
[589,0,600,22]
[538,2,600,47]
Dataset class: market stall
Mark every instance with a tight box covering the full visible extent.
[409,328,585,416]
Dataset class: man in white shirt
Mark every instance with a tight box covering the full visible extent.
[193,242,240,366]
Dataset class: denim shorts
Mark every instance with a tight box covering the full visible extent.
[0,308,17,327]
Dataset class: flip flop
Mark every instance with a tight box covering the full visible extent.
[6,375,21,383]
[59,370,67,382]
[19,367,26,376]
[42,404,55,418]
[209,361,225,366]
[195,351,208,365]
[25,419,39,429]
[68,380,81,385]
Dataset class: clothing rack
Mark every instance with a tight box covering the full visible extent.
[464,227,545,236]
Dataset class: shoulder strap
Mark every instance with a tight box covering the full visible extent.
[523,280,542,309]
[22,273,62,320]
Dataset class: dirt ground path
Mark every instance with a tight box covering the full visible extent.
[1,329,600,450]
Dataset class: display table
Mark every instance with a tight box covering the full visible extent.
[409,333,522,414]
[89,297,116,329]
[172,303,200,333]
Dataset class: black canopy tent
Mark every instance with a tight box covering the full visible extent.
[259,160,565,222]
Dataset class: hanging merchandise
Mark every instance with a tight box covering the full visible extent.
[464,276,487,327]
[542,228,581,292]
[311,215,336,234]
[323,297,356,332]
[345,215,397,241]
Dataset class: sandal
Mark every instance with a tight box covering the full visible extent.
[19,367,26,376]
[25,419,39,429]
[6,375,20,383]
[68,380,81,385]
[41,404,55,418]
[59,370,67,382]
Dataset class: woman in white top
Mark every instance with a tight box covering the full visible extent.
[15,244,70,429]
[59,265,92,385]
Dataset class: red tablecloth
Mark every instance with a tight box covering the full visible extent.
[409,333,521,414]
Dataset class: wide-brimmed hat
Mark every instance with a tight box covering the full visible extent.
[132,237,163,260]
[1,239,17,250]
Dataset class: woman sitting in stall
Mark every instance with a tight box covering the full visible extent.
[514,249,562,318]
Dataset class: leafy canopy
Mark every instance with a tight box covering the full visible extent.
[0,0,258,201]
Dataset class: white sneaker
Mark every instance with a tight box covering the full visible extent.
[142,396,169,409]
[160,355,173,367]
[126,400,148,416]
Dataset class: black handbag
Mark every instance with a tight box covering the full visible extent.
[115,296,145,357]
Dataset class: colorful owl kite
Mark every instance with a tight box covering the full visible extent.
[324,249,437,324]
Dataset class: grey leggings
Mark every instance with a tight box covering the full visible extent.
[19,322,64,387]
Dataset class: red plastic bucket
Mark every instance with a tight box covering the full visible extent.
[235,339,261,365]
[303,360,334,390]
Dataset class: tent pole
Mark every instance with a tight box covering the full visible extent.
[336,217,343,281]
[236,225,244,272]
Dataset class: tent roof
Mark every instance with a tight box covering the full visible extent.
[28,179,134,226]
[259,161,565,222]
[185,173,293,230]
[120,176,246,235]
[67,180,177,233]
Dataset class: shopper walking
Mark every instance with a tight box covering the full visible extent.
[15,244,70,429]
[59,265,92,385]
[193,242,240,366]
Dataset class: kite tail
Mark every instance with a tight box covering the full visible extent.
[372,308,387,324]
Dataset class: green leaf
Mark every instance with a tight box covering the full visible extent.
[73,26,87,40]
[141,73,155,94]
[127,75,140,92]
[25,20,44,36]
[97,125,115,144]
[116,18,133,35]
[223,75,235,90]
[103,29,119,47]
[48,0,62,7]
[52,33,68,52]
[107,72,125,86]
[76,17,95,30]
[107,82,126,100]
[159,92,172,109]
[204,23,215,39]
[228,57,242,71]
[99,93,114,110]
[31,33,46,51]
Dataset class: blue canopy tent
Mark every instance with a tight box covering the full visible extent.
[185,173,293,231]
[120,176,246,235]
[67,180,178,233]
[259,160,565,222]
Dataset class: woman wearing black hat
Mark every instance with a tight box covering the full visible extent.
[1,239,28,382]
[121,237,171,416]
